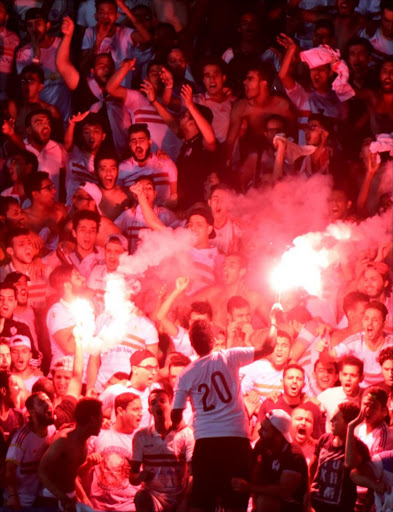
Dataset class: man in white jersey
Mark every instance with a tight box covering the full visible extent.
[193,57,234,143]
[359,3,393,63]
[317,301,393,387]
[130,388,194,512]
[15,8,71,119]
[65,112,107,203]
[106,58,182,160]
[171,308,279,512]
[118,123,178,207]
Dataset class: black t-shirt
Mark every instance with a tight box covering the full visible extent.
[253,440,309,512]
[310,433,370,512]
[176,134,217,210]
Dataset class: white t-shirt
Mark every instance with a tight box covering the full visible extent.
[188,246,221,296]
[317,386,362,432]
[358,27,393,62]
[285,82,344,144]
[132,425,194,508]
[118,153,178,205]
[334,333,393,387]
[355,421,393,457]
[210,217,243,255]
[240,359,284,400]
[124,90,182,160]
[68,247,105,279]
[24,139,67,201]
[4,424,56,507]
[16,38,71,120]
[82,25,135,70]
[193,93,234,143]
[87,427,139,511]
[173,347,255,440]
[94,311,159,393]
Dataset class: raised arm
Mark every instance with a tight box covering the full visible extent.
[156,277,190,337]
[277,34,298,90]
[115,0,151,43]
[140,79,179,134]
[357,148,380,217]
[130,182,165,231]
[66,335,83,399]
[106,58,136,101]
[181,84,216,151]
[253,304,281,360]
[64,111,90,152]
[56,16,80,91]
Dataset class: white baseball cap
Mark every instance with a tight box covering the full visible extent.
[9,335,32,350]
[266,409,293,443]
[79,182,103,214]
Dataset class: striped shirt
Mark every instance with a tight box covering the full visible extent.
[335,332,393,388]
[118,153,177,205]
[132,425,194,508]
[66,146,97,203]
[124,90,182,160]
[115,204,179,253]
[187,246,221,295]
[4,424,56,507]
[285,82,345,144]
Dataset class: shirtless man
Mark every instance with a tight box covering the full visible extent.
[193,253,271,327]
[225,62,294,185]
[23,171,66,239]
[95,151,134,221]
[365,57,393,135]
[39,398,103,512]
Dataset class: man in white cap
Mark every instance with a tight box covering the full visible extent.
[9,335,41,391]
[232,409,308,512]
[65,181,122,246]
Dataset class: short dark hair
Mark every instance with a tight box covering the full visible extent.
[190,319,214,356]
[313,358,338,374]
[227,295,250,315]
[114,392,140,415]
[95,0,117,9]
[338,402,360,423]
[49,265,74,296]
[168,353,191,370]
[283,363,305,379]
[339,355,364,377]
[247,62,275,88]
[4,227,31,248]
[0,196,20,217]
[9,149,39,173]
[277,330,292,342]
[72,209,101,231]
[25,391,49,412]
[21,63,45,84]
[25,108,51,128]
[308,113,333,135]
[80,112,106,130]
[286,305,312,324]
[343,291,369,315]
[31,377,55,401]
[344,36,374,61]
[23,171,50,200]
[314,18,335,35]
[25,7,47,22]
[94,149,119,173]
[200,56,228,77]
[265,114,287,131]
[149,388,171,404]
[190,301,213,321]
[366,301,388,322]
[135,175,156,189]
[92,52,115,69]
[75,398,102,426]
[378,346,393,366]
[128,123,151,139]
[363,386,388,408]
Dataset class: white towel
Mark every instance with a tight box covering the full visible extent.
[300,45,355,102]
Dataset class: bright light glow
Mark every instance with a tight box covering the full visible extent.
[271,235,330,297]
[70,298,98,353]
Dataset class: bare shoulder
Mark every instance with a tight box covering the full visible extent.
[232,98,248,116]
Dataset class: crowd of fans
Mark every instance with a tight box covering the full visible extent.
[0,0,392,511]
